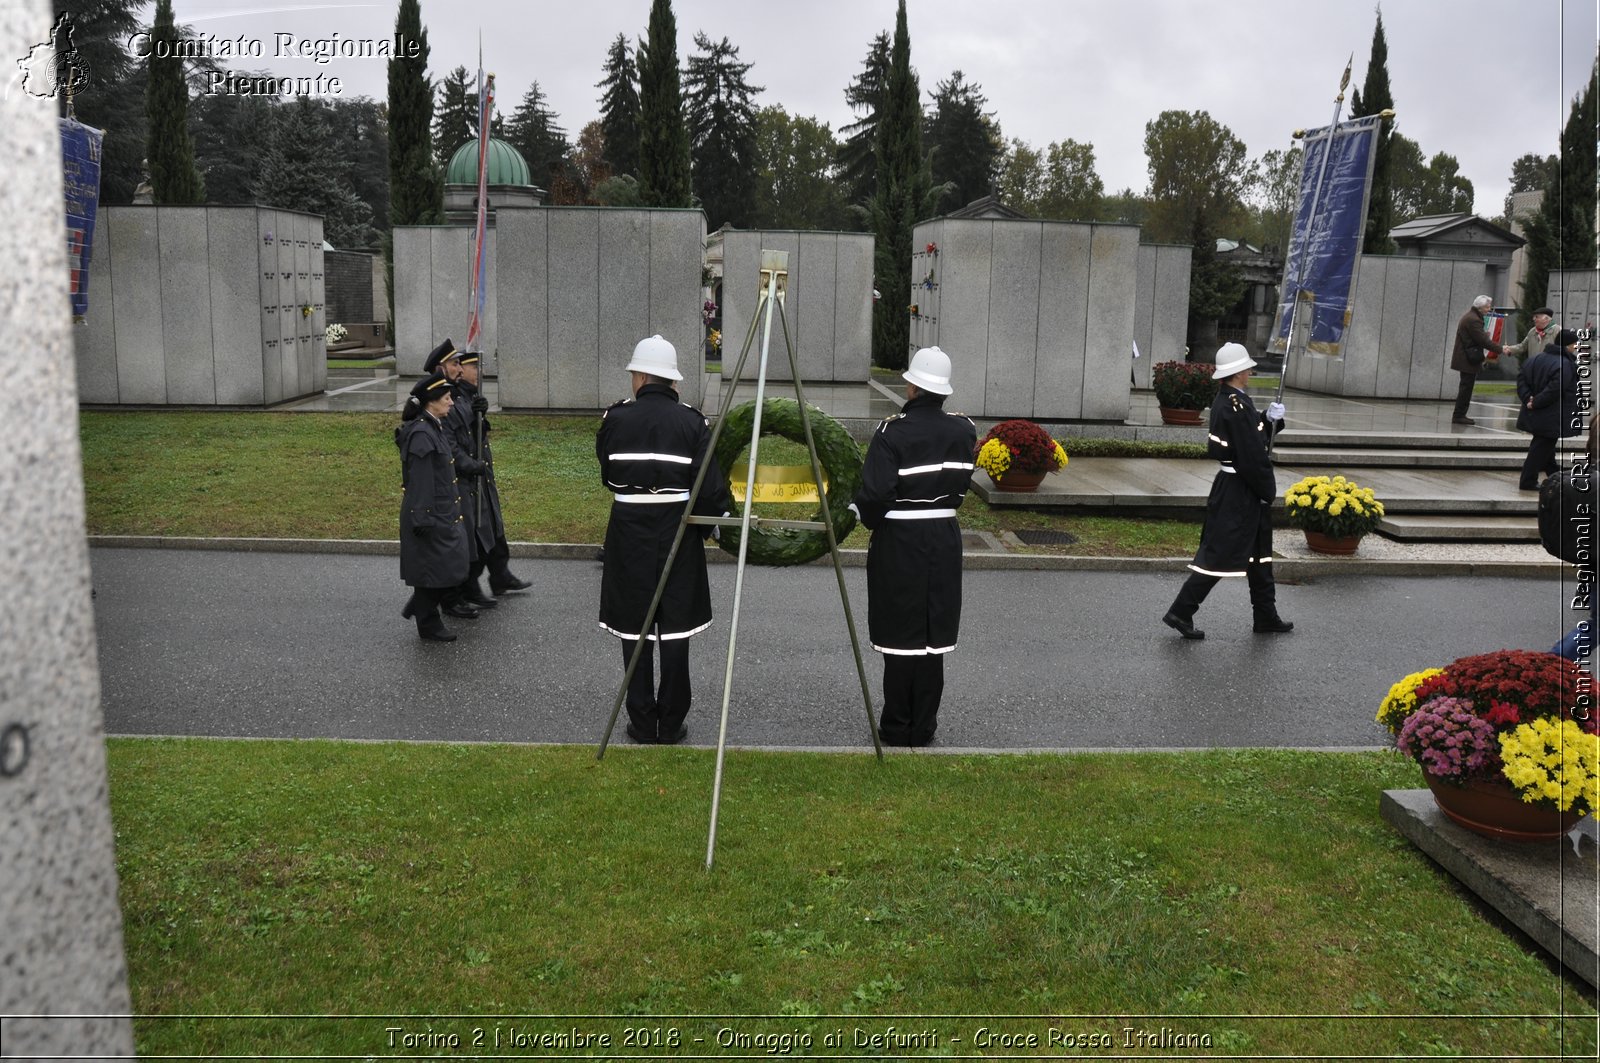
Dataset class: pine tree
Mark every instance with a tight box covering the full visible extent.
[925,71,1000,213]
[836,31,890,223]
[55,0,144,203]
[685,32,763,231]
[636,0,692,208]
[596,33,641,179]
[1349,9,1396,254]
[1520,59,1598,330]
[869,0,929,370]
[433,65,478,166]
[506,82,570,192]
[253,99,378,250]
[144,0,203,203]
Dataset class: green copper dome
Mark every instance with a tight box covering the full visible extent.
[445,137,533,187]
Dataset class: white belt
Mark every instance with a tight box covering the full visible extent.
[614,491,690,503]
[885,508,958,520]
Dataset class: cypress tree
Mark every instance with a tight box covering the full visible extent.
[597,33,641,179]
[1520,59,1598,330]
[144,0,203,204]
[836,31,890,223]
[869,0,928,370]
[636,0,692,208]
[385,0,441,330]
[1349,9,1396,254]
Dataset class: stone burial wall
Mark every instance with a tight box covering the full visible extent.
[75,205,327,405]
[1283,255,1491,399]
[909,217,1146,421]
[1548,269,1599,334]
[395,208,707,410]
[1,0,135,1052]
[718,230,874,382]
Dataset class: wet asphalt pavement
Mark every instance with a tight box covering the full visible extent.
[90,548,1577,752]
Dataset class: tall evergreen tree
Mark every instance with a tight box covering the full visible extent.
[836,31,890,224]
[191,92,275,205]
[869,0,929,370]
[636,0,693,208]
[433,65,478,166]
[144,0,203,203]
[506,82,569,192]
[1520,59,1598,329]
[596,33,641,179]
[385,0,441,328]
[685,32,763,231]
[925,71,1000,213]
[1349,9,1396,254]
[253,99,378,250]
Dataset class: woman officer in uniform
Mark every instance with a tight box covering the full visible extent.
[397,371,470,642]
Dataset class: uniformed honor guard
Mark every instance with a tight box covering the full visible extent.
[596,335,732,744]
[849,346,977,747]
[418,339,482,620]
[396,371,470,642]
[441,349,531,607]
[1162,343,1293,640]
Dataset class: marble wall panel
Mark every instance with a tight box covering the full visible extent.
[207,209,265,405]
[985,222,1043,417]
[108,208,165,403]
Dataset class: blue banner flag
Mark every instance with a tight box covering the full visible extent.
[1268,114,1383,357]
[59,118,104,320]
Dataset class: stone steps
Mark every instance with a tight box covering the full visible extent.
[1278,446,1527,470]
[1377,514,1540,543]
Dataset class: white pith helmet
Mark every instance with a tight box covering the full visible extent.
[626,334,682,381]
[903,346,953,395]
[1211,342,1256,380]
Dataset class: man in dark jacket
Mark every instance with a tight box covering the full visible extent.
[397,372,470,642]
[1516,328,1583,490]
[850,346,977,747]
[1163,343,1291,640]
[1450,295,1505,425]
[597,336,732,744]
[442,350,531,604]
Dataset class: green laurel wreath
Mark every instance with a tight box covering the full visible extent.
[713,398,863,566]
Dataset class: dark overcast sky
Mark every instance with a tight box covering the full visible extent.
[98,0,1600,215]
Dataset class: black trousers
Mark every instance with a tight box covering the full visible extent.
[1452,372,1477,420]
[486,537,518,582]
[404,586,451,634]
[620,637,691,739]
[880,653,945,747]
[1167,564,1277,623]
[1520,434,1559,489]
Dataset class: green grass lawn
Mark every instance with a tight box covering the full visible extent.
[79,412,1202,556]
[108,739,1596,1057]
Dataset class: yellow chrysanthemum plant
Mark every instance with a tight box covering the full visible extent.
[1282,474,1386,539]
[973,420,1068,482]
[1499,717,1600,816]
[1375,668,1445,733]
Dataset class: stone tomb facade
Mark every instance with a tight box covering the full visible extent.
[1282,255,1492,400]
[909,217,1143,421]
[75,205,327,405]
[718,230,874,382]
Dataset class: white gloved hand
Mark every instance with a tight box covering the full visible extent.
[1266,402,1286,423]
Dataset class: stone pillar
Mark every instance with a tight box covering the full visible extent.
[1,0,136,1054]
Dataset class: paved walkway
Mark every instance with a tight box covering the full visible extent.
[91,548,1580,753]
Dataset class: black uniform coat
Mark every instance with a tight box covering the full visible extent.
[443,380,506,554]
[397,413,470,588]
[596,383,732,640]
[1515,342,1582,439]
[851,395,978,655]
[1189,385,1282,578]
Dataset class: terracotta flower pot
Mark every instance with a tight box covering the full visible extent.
[1304,529,1362,555]
[1422,770,1584,842]
[991,468,1047,493]
[1158,405,1204,426]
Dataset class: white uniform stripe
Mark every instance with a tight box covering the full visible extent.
[885,508,958,520]
[608,452,693,464]
[1208,434,1229,446]
[613,491,691,503]
[873,642,958,655]
[598,619,713,641]
[898,461,976,475]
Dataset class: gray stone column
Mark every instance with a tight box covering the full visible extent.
[1,0,136,1055]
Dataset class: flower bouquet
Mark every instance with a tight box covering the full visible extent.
[1152,360,1218,415]
[1281,475,1385,553]
[1378,650,1600,837]
[975,419,1068,492]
